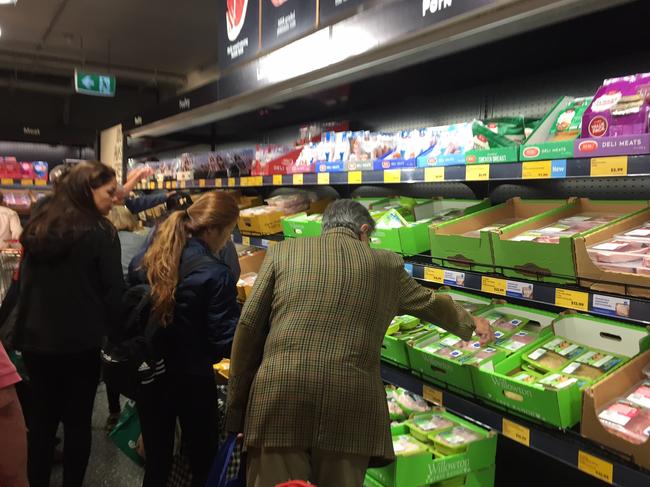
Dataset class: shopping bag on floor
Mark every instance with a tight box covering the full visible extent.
[205,434,244,487]
[108,400,145,466]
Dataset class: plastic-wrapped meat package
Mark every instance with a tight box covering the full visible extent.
[410,413,455,434]
[497,330,538,352]
[393,435,426,456]
[510,214,617,244]
[598,401,650,444]
[240,206,280,217]
[265,193,310,215]
[626,381,650,409]
[538,373,581,390]
[461,347,499,366]
[433,426,483,455]
[483,313,526,333]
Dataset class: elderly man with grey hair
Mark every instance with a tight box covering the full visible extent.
[227,199,493,487]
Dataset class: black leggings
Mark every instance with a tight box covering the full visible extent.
[137,373,219,487]
[22,349,101,487]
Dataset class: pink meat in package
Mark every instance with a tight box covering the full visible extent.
[582,73,650,138]
[587,222,650,275]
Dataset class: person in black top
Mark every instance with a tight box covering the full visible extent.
[15,161,124,487]
[133,191,240,487]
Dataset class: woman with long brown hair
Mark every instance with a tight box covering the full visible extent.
[15,161,123,487]
[134,191,240,487]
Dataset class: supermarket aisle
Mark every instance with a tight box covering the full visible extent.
[50,382,143,487]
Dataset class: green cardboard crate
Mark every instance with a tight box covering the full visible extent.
[471,313,650,428]
[430,198,570,273]
[367,418,496,487]
[364,466,495,487]
[282,213,323,238]
[493,198,650,284]
[372,199,490,256]
[519,96,591,161]
[407,303,556,396]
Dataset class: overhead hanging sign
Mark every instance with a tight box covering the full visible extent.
[74,70,116,97]
[417,0,496,28]
[261,0,318,51]
[319,0,366,25]
[218,0,260,70]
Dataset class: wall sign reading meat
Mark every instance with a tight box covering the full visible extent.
[218,0,260,70]
[261,0,318,51]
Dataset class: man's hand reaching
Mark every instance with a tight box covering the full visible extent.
[473,316,494,346]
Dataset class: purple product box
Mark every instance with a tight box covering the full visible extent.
[582,73,650,138]
[574,133,650,158]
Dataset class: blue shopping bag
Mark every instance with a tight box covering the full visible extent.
[205,434,244,487]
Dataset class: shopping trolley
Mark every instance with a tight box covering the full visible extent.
[0,245,21,303]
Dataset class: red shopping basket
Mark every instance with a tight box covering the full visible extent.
[276,482,313,487]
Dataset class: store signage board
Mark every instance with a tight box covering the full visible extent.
[74,70,115,97]
[261,0,318,52]
[218,0,260,70]
[319,0,366,25]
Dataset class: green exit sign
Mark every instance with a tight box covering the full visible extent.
[74,70,116,97]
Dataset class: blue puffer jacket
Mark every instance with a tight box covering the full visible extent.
[135,238,240,377]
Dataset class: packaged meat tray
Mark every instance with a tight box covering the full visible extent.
[407,413,456,442]
[393,435,429,456]
[510,214,617,244]
[482,311,527,334]
[626,381,650,409]
[598,401,650,444]
[460,346,500,366]
[538,373,589,390]
[497,330,539,352]
[525,346,575,373]
[508,370,544,385]
[586,222,650,275]
[393,388,430,416]
[431,426,484,455]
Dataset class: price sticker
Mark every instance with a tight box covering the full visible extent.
[20,179,33,186]
[423,267,444,284]
[240,177,250,187]
[317,172,330,185]
[273,174,283,186]
[197,179,205,188]
[590,156,628,177]
[481,276,507,296]
[384,169,401,184]
[252,176,263,186]
[179,180,186,189]
[214,179,223,188]
[502,418,530,447]
[348,171,362,184]
[424,167,445,182]
[149,182,156,190]
[578,451,613,484]
[228,178,236,187]
[242,236,251,246]
[422,385,443,406]
[466,164,490,181]
[522,161,552,179]
[35,179,47,187]
[293,174,304,185]
[1,178,13,186]
[555,288,589,312]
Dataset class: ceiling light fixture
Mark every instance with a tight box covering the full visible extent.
[0,0,17,5]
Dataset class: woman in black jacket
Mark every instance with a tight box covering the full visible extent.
[135,191,240,487]
[15,161,123,487]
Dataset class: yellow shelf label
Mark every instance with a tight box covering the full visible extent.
[242,236,251,246]
[424,167,445,182]
[20,179,33,186]
[590,156,628,177]
[481,276,507,296]
[423,267,444,284]
[348,171,362,184]
[241,177,250,187]
[555,288,589,312]
[228,178,235,187]
[253,176,263,186]
[149,182,156,190]
[180,180,186,189]
[198,179,206,188]
[215,179,223,188]
[1,178,13,185]
[318,172,330,185]
[34,179,47,187]
[293,174,304,185]
[578,451,613,484]
[502,418,530,447]
[522,160,552,179]
[422,385,443,406]
[384,169,401,184]
[273,174,283,186]
[466,164,490,181]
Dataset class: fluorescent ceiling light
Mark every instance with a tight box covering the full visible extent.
[0,0,18,4]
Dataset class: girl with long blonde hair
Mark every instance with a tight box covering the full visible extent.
[134,191,240,487]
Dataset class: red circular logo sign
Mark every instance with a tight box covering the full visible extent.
[588,116,608,137]
[578,140,599,152]
[466,154,477,164]
[523,147,540,158]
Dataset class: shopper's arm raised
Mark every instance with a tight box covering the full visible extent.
[226,246,275,433]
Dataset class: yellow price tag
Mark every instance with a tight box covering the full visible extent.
[215,179,223,188]
[240,177,250,187]
[273,174,283,186]
[149,182,156,190]
[422,385,443,406]
[293,174,304,185]
[1,178,13,185]
[384,169,401,184]
[179,180,186,189]
[21,179,33,186]
[555,288,589,312]
[348,171,362,184]
[228,178,235,187]
[423,267,444,284]
[252,176,263,186]
[197,179,206,188]
[466,164,490,181]
[242,236,251,246]
[502,418,530,447]
[578,451,613,484]
[35,179,47,186]
[318,172,330,185]
[481,276,507,296]
[424,167,445,182]
[590,156,628,177]
[165,181,171,189]
[522,161,552,179]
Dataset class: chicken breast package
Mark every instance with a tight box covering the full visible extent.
[432,426,484,455]
[587,222,650,275]
[560,350,624,381]
[525,337,589,372]
[509,214,617,244]
[393,435,428,456]
[408,413,457,442]
[482,311,528,334]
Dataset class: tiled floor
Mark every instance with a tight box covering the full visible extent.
[50,382,144,487]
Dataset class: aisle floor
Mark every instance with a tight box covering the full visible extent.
[50,383,143,487]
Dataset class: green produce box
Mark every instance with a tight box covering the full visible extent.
[367,418,496,487]
[372,199,490,256]
[472,313,650,428]
[364,466,495,487]
[282,212,323,238]
[430,197,570,273]
[493,198,650,284]
[519,96,590,161]
[408,302,556,396]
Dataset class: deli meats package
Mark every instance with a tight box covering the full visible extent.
[587,221,650,274]
[509,214,617,244]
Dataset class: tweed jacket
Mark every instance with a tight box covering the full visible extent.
[226,227,475,466]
